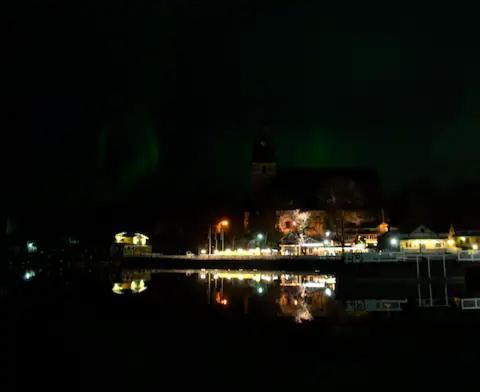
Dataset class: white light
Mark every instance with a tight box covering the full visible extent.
[26,241,37,253]
[325,230,331,237]
[200,273,206,279]
[23,270,36,281]
[323,239,329,245]
[257,287,264,294]
[473,244,479,250]
[303,281,325,288]
[237,274,244,281]
[390,238,398,246]
[325,288,332,297]
[256,233,264,240]
[200,249,207,254]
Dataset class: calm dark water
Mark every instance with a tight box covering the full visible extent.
[2,267,480,389]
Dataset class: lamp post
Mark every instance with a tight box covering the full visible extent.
[256,233,267,247]
[218,220,229,251]
[208,225,212,255]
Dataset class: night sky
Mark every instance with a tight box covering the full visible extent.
[6,2,480,222]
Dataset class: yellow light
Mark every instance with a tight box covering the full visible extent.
[200,249,207,254]
[220,220,229,227]
[200,273,206,279]
[114,232,127,243]
[473,244,478,250]
[460,237,466,242]
[238,274,244,281]
[447,239,455,246]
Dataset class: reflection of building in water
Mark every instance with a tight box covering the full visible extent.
[195,270,337,321]
[345,299,408,312]
[199,270,279,282]
[278,274,336,322]
[110,232,152,257]
[112,271,151,294]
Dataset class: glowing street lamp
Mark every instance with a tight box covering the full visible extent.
[390,238,398,247]
[217,219,229,251]
[256,233,264,241]
[26,241,37,253]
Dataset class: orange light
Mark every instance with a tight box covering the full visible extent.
[221,299,228,305]
[220,220,229,227]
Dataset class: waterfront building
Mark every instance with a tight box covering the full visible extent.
[110,232,152,257]
[399,225,448,252]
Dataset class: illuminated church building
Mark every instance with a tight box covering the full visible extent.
[245,134,388,250]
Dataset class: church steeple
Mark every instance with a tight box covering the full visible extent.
[251,130,277,187]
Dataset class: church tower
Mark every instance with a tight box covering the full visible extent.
[251,133,277,188]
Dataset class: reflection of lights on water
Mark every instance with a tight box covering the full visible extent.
[131,280,147,293]
[325,288,332,297]
[112,280,147,294]
[112,283,123,294]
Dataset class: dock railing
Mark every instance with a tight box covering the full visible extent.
[457,250,480,262]
[461,298,480,310]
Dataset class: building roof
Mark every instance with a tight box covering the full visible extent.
[405,225,448,239]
